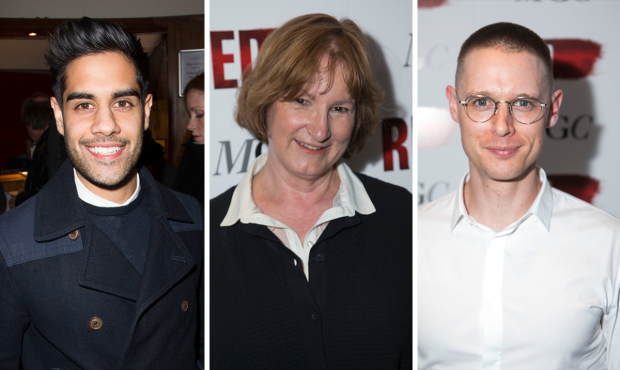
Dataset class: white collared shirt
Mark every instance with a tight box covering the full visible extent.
[221,152,376,280]
[419,168,620,369]
[74,168,141,207]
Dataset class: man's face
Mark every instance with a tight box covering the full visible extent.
[51,52,152,190]
[446,47,563,183]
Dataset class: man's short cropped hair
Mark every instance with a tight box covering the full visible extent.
[21,93,55,131]
[45,17,150,107]
[183,72,204,113]
[235,13,384,158]
[456,22,554,97]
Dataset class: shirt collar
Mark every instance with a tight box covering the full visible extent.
[451,168,553,232]
[220,152,375,227]
[74,168,141,207]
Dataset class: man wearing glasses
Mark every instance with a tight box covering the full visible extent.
[419,22,620,368]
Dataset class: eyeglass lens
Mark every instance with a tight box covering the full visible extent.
[465,96,543,124]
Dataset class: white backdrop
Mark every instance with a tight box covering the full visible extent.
[210,0,412,198]
[418,0,620,217]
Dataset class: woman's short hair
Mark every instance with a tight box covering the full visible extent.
[183,72,205,112]
[235,13,384,158]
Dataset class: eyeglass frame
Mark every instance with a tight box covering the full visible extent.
[456,92,548,125]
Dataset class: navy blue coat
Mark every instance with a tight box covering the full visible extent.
[0,160,204,369]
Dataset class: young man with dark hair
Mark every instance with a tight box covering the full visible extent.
[419,22,620,368]
[0,17,203,369]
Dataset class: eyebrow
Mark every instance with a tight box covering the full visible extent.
[468,91,540,100]
[66,92,94,102]
[112,88,140,99]
[65,88,141,102]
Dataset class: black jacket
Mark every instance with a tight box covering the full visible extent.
[210,173,412,369]
[0,160,204,369]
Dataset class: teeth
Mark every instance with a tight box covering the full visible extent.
[87,146,123,155]
[297,141,322,150]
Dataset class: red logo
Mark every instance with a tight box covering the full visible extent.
[545,39,602,79]
[418,0,448,9]
[547,174,600,204]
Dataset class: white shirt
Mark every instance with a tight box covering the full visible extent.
[74,168,141,207]
[221,152,376,280]
[418,168,620,369]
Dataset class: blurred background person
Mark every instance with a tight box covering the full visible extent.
[14,93,55,207]
[210,14,411,369]
[173,72,204,204]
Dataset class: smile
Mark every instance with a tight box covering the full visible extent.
[295,139,325,151]
[86,146,124,155]
[487,147,518,157]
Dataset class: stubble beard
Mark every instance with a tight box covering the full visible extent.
[68,134,143,190]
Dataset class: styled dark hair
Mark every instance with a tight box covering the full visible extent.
[235,13,384,158]
[45,17,150,107]
[21,93,55,131]
[183,72,204,113]
[456,22,553,96]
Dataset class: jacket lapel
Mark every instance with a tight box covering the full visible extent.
[33,162,197,304]
[135,168,196,308]
[78,223,143,301]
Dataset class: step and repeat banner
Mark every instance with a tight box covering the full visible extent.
[419,0,620,217]
[210,0,412,198]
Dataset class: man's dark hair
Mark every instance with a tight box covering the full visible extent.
[21,93,55,130]
[456,22,554,96]
[45,17,150,108]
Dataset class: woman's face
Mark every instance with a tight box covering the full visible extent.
[186,89,205,144]
[265,62,355,181]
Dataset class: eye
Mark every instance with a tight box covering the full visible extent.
[514,99,531,108]
[113,100,133,109]
[332,106,348,113]
[294,98,308,105]
[75,102,93,110]
[473,98,490,107]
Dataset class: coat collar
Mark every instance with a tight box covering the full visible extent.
[34,159,193,242]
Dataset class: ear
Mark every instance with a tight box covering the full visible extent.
[546,89,563,128]
[143,94,153,130]
[50,97,65,136]
[446,85,460,124]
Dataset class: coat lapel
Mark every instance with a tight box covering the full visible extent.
[135,168,196,308]
[33,162,197,304]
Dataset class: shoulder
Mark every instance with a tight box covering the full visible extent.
[418,191,458,233]
[148,178,203,228]
[418,191,457,215]
[0,195,46,267]
[171,188,203,224]
[209,186,237,225]
[551,187,620,228]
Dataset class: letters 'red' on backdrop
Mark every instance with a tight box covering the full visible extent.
[419,0,620,215]
[210,0,412,198]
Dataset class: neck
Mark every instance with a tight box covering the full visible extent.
[253,158,340,207]
[76,170,138,205]
[464,164,541,232]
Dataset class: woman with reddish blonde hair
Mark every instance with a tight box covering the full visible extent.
[211,13,411,369]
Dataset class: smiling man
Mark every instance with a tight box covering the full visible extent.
[419,23,620,369]
[0,18,203,369]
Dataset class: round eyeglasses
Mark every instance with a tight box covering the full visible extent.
[458,94,547,125]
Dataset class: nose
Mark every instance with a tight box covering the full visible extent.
[307,109,331,143]
[490,101,515,137]
[92,106,120,136]
[187,116,197,132]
